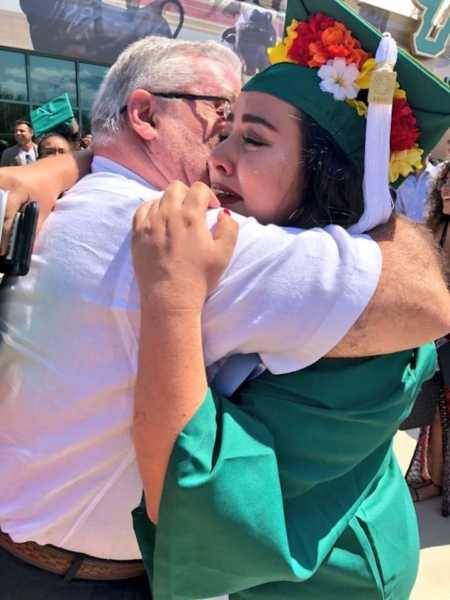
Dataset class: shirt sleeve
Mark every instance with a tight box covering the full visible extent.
[202,209,382,374]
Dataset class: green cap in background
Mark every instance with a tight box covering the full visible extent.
[31,93,74,137]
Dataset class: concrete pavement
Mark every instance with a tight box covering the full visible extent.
[394,429,450,598]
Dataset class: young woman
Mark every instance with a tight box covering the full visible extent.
[130,6,450,598]
[407,161,450,514]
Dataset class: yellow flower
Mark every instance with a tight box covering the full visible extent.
[346,99,368,117]
[268,19,299,64]
[267,41,288,64]
[356,58,377,89]
[389,145,424,183]
[394,82,407,99]
[285,18,299,55]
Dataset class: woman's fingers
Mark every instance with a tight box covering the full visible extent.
[183,182,218,220]
[159,181,188,220]
[214,209,239,248]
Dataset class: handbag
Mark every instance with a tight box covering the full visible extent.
[30,94,74,137]
[399,371,442,430]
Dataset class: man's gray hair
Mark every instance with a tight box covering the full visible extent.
[91,36,242,145]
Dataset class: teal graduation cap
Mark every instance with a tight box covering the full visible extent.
[243,0,450,187]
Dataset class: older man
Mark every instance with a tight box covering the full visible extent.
[0,36,448,600]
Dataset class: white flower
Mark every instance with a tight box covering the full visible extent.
[318,58,360,101]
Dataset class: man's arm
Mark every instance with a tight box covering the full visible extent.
[0,150,93,252]
[329,215,449,357]
[0,149,92,207]
[203,211,449,370]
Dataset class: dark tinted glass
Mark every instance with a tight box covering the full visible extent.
[81,110,92,135]
[29,56,77,106]
[0,51,27,102]
[79,63,107,109]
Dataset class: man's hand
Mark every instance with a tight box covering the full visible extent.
[132,181,238,313]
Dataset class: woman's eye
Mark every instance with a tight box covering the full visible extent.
[243,136,267,147]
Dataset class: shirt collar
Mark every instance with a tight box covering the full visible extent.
[91,155,159,191]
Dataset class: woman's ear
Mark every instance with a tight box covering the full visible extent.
[126,89,157,142]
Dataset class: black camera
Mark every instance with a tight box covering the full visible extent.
[0,193,39,277]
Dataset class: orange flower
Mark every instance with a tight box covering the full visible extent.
[308,42,330,67]
[307,22,369,69]
[321,22,347,47]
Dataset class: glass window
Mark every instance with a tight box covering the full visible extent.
[81,110,92,136]
[0,102,31,145]
[29,56,77,107]
[0,51,27,102]
[79,63,107,110]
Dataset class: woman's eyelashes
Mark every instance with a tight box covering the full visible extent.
[243,136,268,147]
[217,128,270,147]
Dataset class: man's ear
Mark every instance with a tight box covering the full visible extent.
[126,89,157,141]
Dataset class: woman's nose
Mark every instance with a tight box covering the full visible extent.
[208,140,234,177]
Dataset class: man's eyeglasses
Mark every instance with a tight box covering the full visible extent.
[120,92,232,118]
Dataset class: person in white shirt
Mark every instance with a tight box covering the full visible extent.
[0,36,448,600]
[395,158,441,223]
[0,120,37,167]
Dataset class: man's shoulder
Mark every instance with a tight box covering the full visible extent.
[66,169,160,204]
[0,145,20,164]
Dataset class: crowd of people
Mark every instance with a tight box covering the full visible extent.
[0,1,448,599]
[0,118,93,166]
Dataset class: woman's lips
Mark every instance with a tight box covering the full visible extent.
[211,186,243,205]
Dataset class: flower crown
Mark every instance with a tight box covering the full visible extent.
[268,13,424,183]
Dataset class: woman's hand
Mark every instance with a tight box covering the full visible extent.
[133,181,237,523]
[132,181,238,313]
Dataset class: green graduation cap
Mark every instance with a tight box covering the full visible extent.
[31,93,74,137]
[243,0,450,193]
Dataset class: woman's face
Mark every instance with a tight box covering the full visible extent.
[441,170,450,215]
[208,91,303,225]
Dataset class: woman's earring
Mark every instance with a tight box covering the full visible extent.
[287,208,302,223]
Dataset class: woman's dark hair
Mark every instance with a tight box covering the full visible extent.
[286,111,365,230]
[426,161,450,234]
[37,132,70,157]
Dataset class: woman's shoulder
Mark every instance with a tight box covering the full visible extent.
[240,344,436,413]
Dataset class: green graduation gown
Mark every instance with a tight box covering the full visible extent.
[133,344,436,600]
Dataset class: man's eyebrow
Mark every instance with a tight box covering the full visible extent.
[241,114,278,131]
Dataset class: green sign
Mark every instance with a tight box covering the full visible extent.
[412,0,450,58]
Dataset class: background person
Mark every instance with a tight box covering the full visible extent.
[0,120,37,167]
[81,133,93,149]
[407,160,450,515]
[394,156,441,223]
[37,133,72,159]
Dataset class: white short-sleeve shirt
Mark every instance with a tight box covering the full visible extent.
[0,157,381,559]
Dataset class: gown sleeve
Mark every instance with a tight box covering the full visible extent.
[132,344,437,600]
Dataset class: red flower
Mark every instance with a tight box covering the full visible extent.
[288,15,369,69]
[288,13,335,66]
[390,98,420,152]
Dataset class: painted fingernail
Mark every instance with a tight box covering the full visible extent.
[223,208,231,216]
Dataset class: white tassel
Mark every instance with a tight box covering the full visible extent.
[349,33,398,235]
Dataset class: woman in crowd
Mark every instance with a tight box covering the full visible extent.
[407,161,450,515]
[37,132,72,159]
[130,3,449,599]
